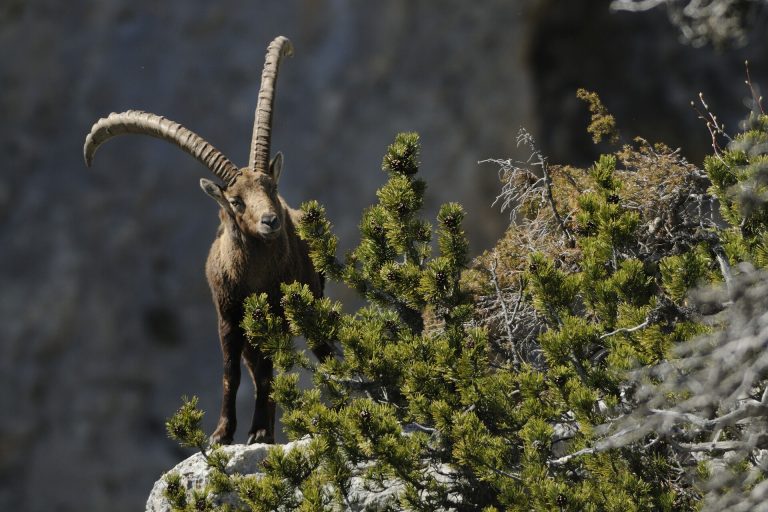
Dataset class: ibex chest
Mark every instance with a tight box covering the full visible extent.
[206,233,291,304]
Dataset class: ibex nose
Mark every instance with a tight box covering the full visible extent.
[261,212,280,230]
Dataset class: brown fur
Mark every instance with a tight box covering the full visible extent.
[204,168,331,445]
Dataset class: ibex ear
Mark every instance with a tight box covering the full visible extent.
[269,151,283,184]
[200,178,229,210]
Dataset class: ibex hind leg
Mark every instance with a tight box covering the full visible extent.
[244,344,275,444]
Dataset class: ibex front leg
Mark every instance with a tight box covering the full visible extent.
[210,315,243,445]
[243,344,275,444]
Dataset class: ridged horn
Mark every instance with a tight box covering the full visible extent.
[84,110,242,186]
[249,36,293,173]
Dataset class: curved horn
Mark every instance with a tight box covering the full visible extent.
[249,36,293,173]
[84,110,242,186]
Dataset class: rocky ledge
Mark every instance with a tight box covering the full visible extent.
[146,439,414,512]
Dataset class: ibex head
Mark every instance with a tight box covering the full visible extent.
[199,153,284,239]
[83,36,294,240]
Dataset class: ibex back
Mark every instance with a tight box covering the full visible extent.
[84,36,333,444]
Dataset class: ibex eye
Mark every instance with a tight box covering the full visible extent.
[229,198,243,208]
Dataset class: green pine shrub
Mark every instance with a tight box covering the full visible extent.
[164,93,768,511]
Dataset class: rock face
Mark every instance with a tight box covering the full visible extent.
[145,442,292,512]
[2,1,766,511]
[1,3,531,511]
[145,440,412,512]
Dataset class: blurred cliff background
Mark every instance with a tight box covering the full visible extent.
[1,0,766,510]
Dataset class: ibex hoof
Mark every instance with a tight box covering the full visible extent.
[209,431,234,446]
[246,430,274,445]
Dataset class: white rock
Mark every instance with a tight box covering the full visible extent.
[146,439,418,512]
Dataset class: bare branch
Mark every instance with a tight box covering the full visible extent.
[489,253,522,368]
[673,434,768,453]
[481,129,573,244]
[600,318,650,339]
[548,446,599,466]
[610,0,668,10]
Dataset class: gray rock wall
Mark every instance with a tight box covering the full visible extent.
[1,1,765,511]
[0,2,531,511]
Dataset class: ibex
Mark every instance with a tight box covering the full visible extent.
[83,36,333,445]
